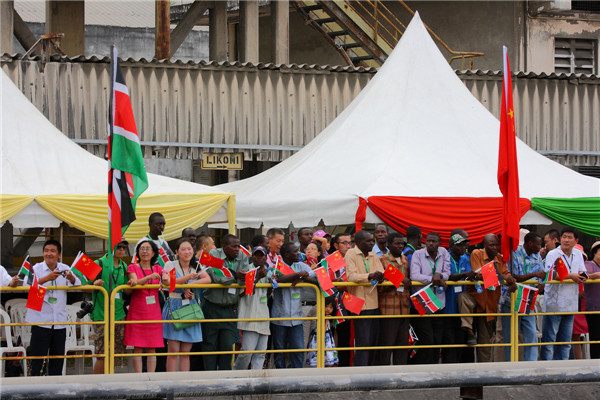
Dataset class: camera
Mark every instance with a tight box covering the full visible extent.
[76,301,94,319]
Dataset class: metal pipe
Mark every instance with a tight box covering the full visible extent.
[1,361,598,399]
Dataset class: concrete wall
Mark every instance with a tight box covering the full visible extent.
[12,22,209,61]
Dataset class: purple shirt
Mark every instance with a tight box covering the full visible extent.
[410,247,451,307]
[584,260,600,311]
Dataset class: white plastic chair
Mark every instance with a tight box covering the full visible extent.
[63,305,95,375]
[3,298,27,316]
[0,310,27,377]
[8,304,30,348]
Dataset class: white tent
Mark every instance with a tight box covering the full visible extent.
[0,69,235,240]
[219,13,599,236]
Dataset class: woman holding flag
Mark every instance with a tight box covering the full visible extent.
[162,238,211,372]
[124,239,169,373]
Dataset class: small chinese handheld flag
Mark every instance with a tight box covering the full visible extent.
[342,292,365,314]
[556,257,569,282]
[481,261,500,289]
[19,256,31,278]
[169,268,176,293]
[26,275,46,312]
[314,266,336,297]
[245,268,258,296]
[72,252,102,282]
[384,263,405,289]
[322,251,346,272]
[497,45,521,263]
[239,245,251,257]
[273,257,295,275]
[199,252,225,269]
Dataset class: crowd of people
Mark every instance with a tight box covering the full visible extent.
[1,212,599,376]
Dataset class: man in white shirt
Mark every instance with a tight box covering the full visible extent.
[540,226,587,361]
[25,239,81,375]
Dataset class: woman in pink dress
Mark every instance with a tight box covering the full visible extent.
[124,239,169,373]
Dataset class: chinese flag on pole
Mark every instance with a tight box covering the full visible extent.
[323,251,346,272]
[199,252,225,269]
[498,46,521,263]
[72,252,102,282]
[245,268,257,296]
[384,263,405,289]
[556,257,569,282]
[342,292,365,315]
[481,261,500,289]
[26,275,46,312]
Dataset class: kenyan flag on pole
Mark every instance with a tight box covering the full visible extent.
[514,283,539,314]
[410,285,444,316]
[108,45,148,254]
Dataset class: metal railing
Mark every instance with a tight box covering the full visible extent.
[2,279,599,374]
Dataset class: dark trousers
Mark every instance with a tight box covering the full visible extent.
[353,309,379,366]
[374,317,409,365]
[336,320,352,367]
[586,314,600,359]
[29,326,66,376]
[201,301,237,370]
[441,316,465,363]
[409,308,444,364]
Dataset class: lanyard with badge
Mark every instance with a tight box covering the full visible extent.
[362,254,378,293]
[520,249,531,275]
[111,264,123,300]
[250,263,268,305]
[140,266,157,305]
[291,262,301,301]
[450,257,463,294]
[225,259,237,295]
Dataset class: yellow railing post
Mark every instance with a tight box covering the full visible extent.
[316,284,325,368]
[103,282,110,374]
[510,290,518,362]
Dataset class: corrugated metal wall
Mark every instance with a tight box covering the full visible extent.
[2,57,598,166]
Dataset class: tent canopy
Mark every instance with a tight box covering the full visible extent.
[1,70,235,240]
[219,13,599,241]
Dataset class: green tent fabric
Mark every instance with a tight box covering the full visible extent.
[531,197,600,236]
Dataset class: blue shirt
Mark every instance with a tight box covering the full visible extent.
[372,244,388,257]
[271,261,315,327]
[444,253,472,314]
[501,245,544,303]
[403,244,418,266]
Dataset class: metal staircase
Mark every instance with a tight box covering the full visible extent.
[292,0,483,68]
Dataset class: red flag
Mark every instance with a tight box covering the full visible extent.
[273,257,295,276]
[108,46,148,252]
[342,292,365,315]
[481,261,500,289]
[240,245,251,257]
[199,252,225,269]
[498,46,521,263]
[245,268,257,296]
[323,251,346,272]
[26,275,46,312]
[169,268,176,293]
[556,257,569,282]
[72,252,102,281]
[384,263,405,289]
[158,247,171,266]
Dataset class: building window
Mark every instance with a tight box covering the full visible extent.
[571,1,600,13]
[554,38,596,74]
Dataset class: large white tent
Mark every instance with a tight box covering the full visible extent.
[219,13,599,241]
[1,69,235,240]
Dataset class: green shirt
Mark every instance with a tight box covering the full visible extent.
[203,248,248,306]
[90,254,129,322]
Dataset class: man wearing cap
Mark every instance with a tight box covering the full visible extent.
[584,241,600,359]
[499,232,546,361]
[92,240,131,374]
[372,224,389,257]
[442,233,474,363]
[233,246,270,370]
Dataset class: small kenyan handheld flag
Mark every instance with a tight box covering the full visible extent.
[514,283,539,314]
[410,285,443,316]
[19,256,31,278]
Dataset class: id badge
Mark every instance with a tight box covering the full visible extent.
[454,286,463,293]
[182,299,190,306]
[115,293,121,300]
[228,288,237,295]
[48,297,57,304]
[397,286,404,293]
[146,295,156,305]
[260,296,268,303]
[292,293,300,300]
